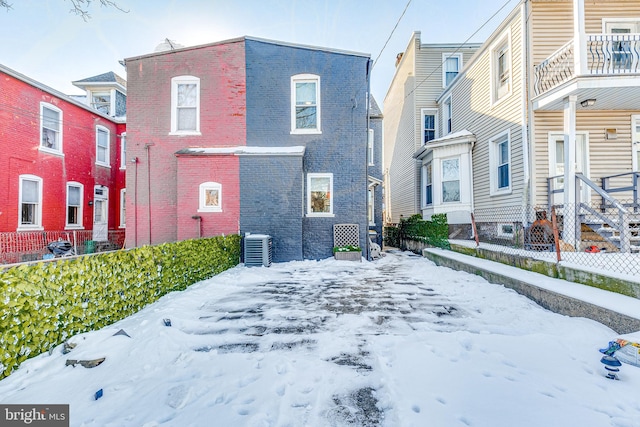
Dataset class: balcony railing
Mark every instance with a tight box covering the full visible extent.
[534,34,640,96]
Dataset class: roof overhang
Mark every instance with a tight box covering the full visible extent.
[414,130,476,160]
[176,146,306,157]
[532,75,640,111]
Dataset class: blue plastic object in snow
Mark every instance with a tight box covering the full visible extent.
[95,389,103,400]
[601,355,622,380]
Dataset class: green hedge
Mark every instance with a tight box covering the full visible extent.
[385,214,450,250]
[0,235,241,379]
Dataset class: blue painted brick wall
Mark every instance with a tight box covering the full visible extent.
[244,39,371,260]
[239,155,303,262]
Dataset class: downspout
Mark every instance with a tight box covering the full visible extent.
[145,143,155,245]
[132,156,139,247]
[365,58,373,260]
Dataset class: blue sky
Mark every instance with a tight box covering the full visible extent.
[0,0,518,106]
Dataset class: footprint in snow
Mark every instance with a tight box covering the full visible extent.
[166,385,191,409]
[239,375,259,387]
[411,405,421,413]
[275,384,286,396]
[435,397,447,405]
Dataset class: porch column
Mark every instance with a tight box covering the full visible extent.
[563,95,578,248]
[573,0,587,76]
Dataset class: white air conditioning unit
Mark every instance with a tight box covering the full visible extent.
[244,234,272,267]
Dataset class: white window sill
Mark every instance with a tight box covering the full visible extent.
[291,129,322,135]
[120,166,126,171]
[490,188,512,197]
[170,131,201,136]
[119,225,126,229]
[65,225,85,230]
[17,225,44,231]
[39,147,64,157]
[96,162,111,168]
[306,213,335,218]
[198,208,222,213]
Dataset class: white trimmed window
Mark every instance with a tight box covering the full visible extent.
[120,189,126,228]
[492,34,511,103]
[40,102,63,154]
[66,182,83,228]
[442,53,463,88]
[171,75,201,135]
[291,74,321,134]
[91,90,112,115]
[120,133,126,169]
[18,175,43,230]
[307,173,333,216]
[421,109,438,144]
[368,187,375,225]
[96,125,110,167]
[497,223,515,238]
[441,157,460,203]
[490,130,511,195]
[368,129,374,165]
[443,97,452,135]
[422,162,433,207]
[198,182,222,212]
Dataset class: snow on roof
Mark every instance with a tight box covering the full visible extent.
[175,146,306,156]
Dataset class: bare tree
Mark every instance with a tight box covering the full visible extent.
[1,0,129,20]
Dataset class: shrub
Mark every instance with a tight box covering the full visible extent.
[0,235,241,379]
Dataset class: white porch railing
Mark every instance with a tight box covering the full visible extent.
[534,34,640,96]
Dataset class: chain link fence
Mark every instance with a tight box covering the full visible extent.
[0,230,125,265]
[464,201,640,277]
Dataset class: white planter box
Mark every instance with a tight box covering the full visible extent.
[334,251,362,261]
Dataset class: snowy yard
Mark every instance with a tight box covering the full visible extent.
[1,250,639,427]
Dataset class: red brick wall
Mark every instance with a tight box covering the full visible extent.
[0,70,125,233]
[125,40,246,247]
[176,154,240,241]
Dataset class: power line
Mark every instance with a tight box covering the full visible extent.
[372,0,413,71]
[404,0,517,101]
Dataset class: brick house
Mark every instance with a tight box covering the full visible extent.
[0,65,126,262]
[124,36,372,261]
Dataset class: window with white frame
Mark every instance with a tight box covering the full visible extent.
[443,97,452,135]
[368,129,374,165]
[368,187,375,225]
[443,53,463,88]
[291,74,321,134]
[422,109,438,144]
[441,158,460,203]
[18,175,43,230]
[497,223,514,238]
[307,173,333,216]
[91,91,111,115]
[423,162,433,206]
[40,103,62,154]
[66,182,83,228]
[120,133,126,169]
[120,189,126,228]
[198,182,222,212]
[96,126,110,167]
[490,131,511,194]
[492,35,511,103]
[171,76,200,134]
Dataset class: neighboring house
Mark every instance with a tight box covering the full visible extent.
[124,36,372,262]
[0,64,127,262]
[385,0,640,252]
[383,32,481,225]
[368,96,384,246]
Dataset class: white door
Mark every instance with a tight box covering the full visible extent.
[93,185,108,242]
[549,133,590,204]
[633,115,640,172]
[604,21,640,72]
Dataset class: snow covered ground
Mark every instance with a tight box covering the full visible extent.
[1,250,639,427]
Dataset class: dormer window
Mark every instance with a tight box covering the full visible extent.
[91,91,111,115]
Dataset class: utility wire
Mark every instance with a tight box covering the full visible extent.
[372,0,413,71]
[404,0,516,101]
